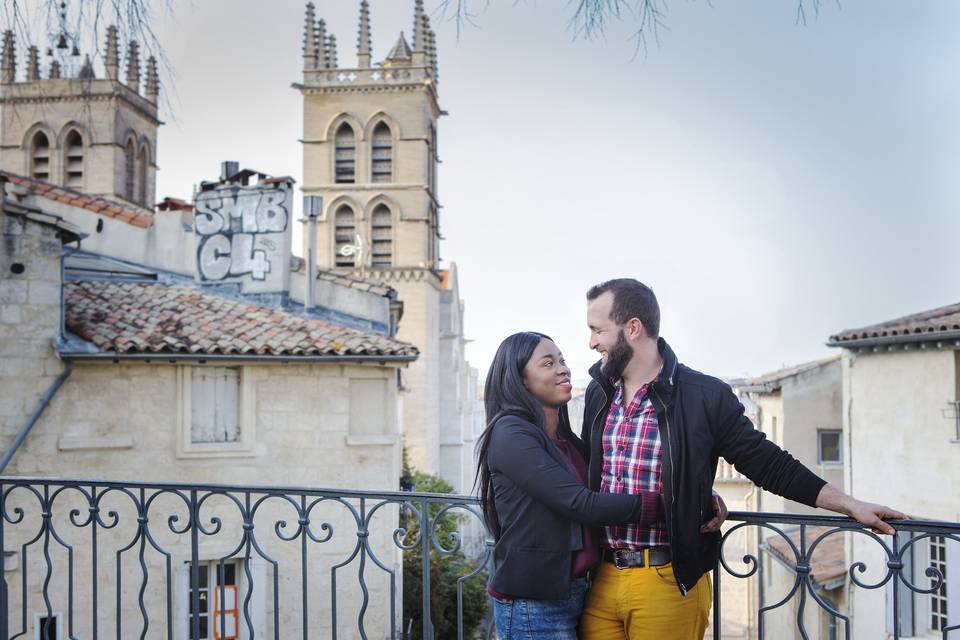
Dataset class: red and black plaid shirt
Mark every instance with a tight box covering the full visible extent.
[601,378,668,549]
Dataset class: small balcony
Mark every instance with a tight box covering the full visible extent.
[0,477,957,639]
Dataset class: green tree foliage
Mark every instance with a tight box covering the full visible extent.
[401,470,488,639]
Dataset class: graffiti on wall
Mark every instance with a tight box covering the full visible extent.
[195,184,291,288]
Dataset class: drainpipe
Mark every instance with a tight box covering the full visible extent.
[303,196,321,314]
[0,361,73,473]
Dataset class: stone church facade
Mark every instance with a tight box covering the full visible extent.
[296,0,482,489]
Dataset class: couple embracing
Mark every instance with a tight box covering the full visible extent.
[475,278,903,640]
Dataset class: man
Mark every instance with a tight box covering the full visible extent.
[579,278,904,639]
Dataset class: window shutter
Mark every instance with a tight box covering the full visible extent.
[191,367,240,443]
[886,531,915,636]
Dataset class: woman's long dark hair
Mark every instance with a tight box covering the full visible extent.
[474,331,571,538]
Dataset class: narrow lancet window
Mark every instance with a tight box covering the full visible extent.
[371,122,392,183]
[371,204,393,268]
[31,131,50,181]
[334,205,357,268]
[334,123,356,184]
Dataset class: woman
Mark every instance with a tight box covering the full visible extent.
[475,332,663,639]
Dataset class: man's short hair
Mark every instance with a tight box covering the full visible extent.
[586,278,660,338]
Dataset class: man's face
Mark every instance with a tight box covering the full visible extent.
[587,291,634,379]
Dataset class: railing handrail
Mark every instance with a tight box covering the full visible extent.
[0,476,482,504]
[4,477,958,533]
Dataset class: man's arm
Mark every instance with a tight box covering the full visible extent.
[713,385,905,533]
[815,483,906,535]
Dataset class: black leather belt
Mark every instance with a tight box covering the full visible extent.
[603,547,671,569]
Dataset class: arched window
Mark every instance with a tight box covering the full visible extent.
[30,131,50,181]
[334,123,356,184]
[124,139,136,201]
[136,144,148,205]
[334,205,356,268]
[63,130,83,188]
[371,122,392,183]
[371,204,393,268]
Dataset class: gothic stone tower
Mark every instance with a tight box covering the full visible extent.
[296,1,444,473]
[0,27,160,209]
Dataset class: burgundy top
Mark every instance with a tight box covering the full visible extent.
[553,437,602,578]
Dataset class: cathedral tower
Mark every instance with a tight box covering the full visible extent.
[296,1,447,474]
[0,27,160,209]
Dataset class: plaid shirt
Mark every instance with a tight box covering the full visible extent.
[601,378,668,549]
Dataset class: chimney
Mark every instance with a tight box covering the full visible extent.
[221,161,239,182]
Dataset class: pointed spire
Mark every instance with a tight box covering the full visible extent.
[412,0,428,66]
[1,30,15,84]
[145,56,158,102]
[125,41,140,91]
[413,0,426,51]
[385,32,412,64]
[105,25,119,80]
[326,34,338,68]
[317,18,328,69]
[428,26,438,81]
[357,0,371,68]
[26,46,40,81]
[78,55,95,79]
[303,2,319,70]
[49,59,62,79]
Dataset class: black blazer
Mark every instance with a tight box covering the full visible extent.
[485,414,649,600]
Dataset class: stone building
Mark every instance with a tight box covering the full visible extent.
[295,0,483,487]
[0,27,159,209]
[828,307,960,638]
[734,357,847,640]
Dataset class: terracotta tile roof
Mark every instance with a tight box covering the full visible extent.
[828,302,960,346]
[156,197,193,212]
[740,356,840,391]
[1,171,153,228]
[765,526,846,587]
[289,258,395,298]
[63,280,417,358]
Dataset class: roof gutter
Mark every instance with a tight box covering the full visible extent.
[58,352,417,364]
[0,361,73,473]
[826,329,960,350]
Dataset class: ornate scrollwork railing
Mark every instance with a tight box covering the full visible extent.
[2,479,957,640]
[0,477,493,640]
[715,512,960,640]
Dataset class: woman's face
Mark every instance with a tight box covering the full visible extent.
[522,338,573,408]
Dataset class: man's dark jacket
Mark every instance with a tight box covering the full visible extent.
[581,338,827,595]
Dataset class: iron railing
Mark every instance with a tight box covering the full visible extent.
[0,477,958,639]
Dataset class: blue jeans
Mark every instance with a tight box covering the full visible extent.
[491,577,589,640]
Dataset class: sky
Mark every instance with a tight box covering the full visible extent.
[45,0,960,381]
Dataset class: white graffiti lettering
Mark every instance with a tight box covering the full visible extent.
[194,185,290,285]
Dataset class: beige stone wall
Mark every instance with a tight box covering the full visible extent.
[2,360,406,639]
[843,348,960,639]
[0,208,65,462]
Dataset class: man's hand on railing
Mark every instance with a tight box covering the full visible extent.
[815,483,906,535]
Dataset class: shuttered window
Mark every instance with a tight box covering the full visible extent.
[371,122,392,183]
[31,131,50,181]
[137,144,148,206]
[371,204,392,268]
[190,367,241,443]
[124,139,136,201]
[334,206,356,268]
[334,123,356,184]
[64,130,83,188]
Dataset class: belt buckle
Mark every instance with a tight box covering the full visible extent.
[614,552,627,570]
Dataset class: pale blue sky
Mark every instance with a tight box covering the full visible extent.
[143,1,960,380]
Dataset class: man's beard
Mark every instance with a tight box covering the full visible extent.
[601,328,634,381]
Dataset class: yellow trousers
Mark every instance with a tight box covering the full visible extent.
[580,560,711,640]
